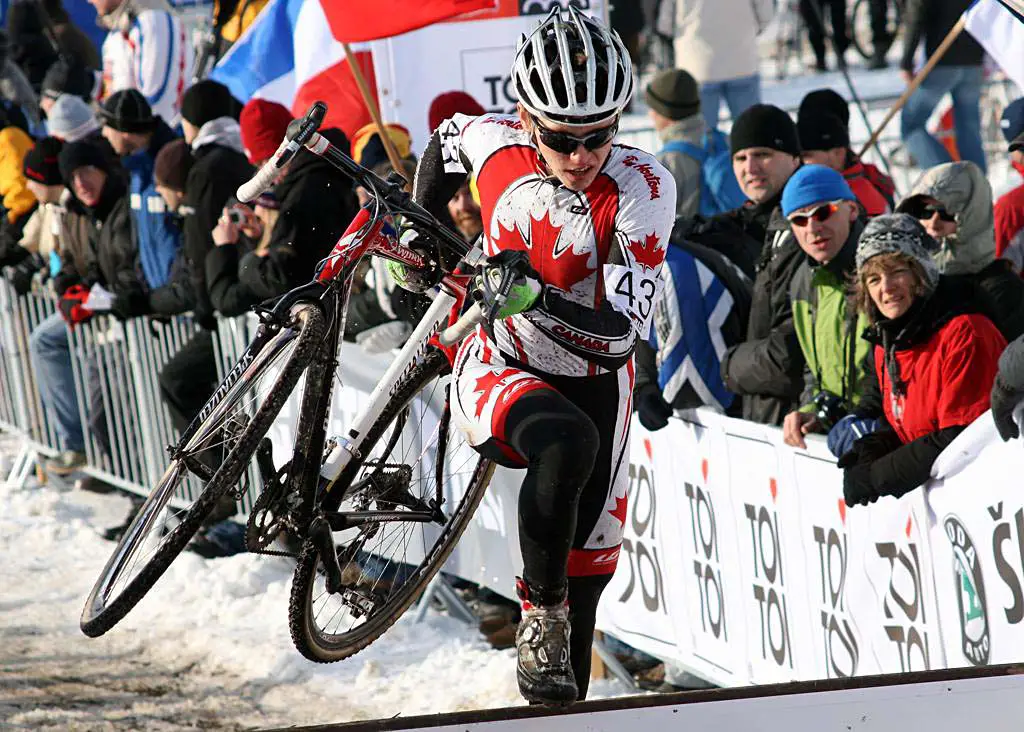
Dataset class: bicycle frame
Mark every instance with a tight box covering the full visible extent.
[259,198,481,507]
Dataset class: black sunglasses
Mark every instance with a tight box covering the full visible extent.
[787,201,841,228]
[532,116,618,155]
[903,200,956,223]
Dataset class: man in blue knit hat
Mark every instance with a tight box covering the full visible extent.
[780,165,875,453]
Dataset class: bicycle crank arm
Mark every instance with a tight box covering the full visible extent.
[309,515,345,594]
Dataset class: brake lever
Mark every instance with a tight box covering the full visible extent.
[477,261,517,324]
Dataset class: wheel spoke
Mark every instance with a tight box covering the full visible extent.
[289,350,495,661]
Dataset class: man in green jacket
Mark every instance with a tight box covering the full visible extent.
[779,165,870,449]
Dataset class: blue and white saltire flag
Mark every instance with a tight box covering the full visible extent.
[964,0,1024,92]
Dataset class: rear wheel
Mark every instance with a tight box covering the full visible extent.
[80,304,325,637]
[288,348,494,662]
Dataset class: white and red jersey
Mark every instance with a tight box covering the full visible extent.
[439,113,676,377]
[101,9,192,127]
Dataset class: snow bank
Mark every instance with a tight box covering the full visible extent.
[0,449,628,725]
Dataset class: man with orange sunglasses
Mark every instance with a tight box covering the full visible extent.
[778,165,873,455]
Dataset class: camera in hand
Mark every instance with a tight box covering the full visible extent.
[812,391,848,431]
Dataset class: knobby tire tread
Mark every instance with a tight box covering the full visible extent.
[80,305,326,637]
[287,348,494,662]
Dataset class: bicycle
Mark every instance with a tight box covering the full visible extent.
[80,101,517,662]
[849,0,903,62]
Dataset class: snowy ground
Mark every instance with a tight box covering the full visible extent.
[0,437,630,730]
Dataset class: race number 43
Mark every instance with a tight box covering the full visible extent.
[603,263,663,340]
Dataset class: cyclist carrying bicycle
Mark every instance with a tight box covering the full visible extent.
[391,7,676,705]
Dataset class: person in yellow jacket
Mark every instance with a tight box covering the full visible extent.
[0,125,37,224]
[0,119,40,270]
[215,0,271,43]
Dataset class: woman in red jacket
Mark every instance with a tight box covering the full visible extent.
[840,214,1007,507]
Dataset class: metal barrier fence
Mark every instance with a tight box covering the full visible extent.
[0,277,280,520]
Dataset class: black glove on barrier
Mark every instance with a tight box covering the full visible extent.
[991,374,1023,441]
[636,384,673,432]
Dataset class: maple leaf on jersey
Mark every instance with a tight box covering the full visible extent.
[626,232,664,271]
[608,493,628,527]
[490,217,529,253]
[531,209,593,291]
[473,368,518,418]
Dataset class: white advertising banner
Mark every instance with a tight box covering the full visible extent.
[928,418,1024,669]
[595,427,687,663]
[370,1,607,151]
[845,491,942,675]
[720,421,814,683]
[663,418,750,687]
[790,450,866,679]
[594,410,948,686]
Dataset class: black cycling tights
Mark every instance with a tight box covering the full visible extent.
[477,371,621,699]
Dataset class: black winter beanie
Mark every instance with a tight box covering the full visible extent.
[42,58,96,102]
[24,136,63,185]
[798,89,850,128]
[58,137,113,183]
[796,110,850,152]
[729,104,801,157]
[181,80,240,127]
[99,89,157,133]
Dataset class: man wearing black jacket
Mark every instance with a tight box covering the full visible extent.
[717,104,806,426]
[236,126,359,300]
[150,80,253,323]
[31,138,136,473]
[155,80,253,437]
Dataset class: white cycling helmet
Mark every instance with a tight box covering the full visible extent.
[511,6,633,127]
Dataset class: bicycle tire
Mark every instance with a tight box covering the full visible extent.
[288,347,494,662]
[851,0,901,61]
[80,304,325,637]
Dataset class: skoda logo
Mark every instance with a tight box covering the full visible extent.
[944,516,990,665]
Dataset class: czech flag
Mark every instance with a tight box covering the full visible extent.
[210,0,494,142]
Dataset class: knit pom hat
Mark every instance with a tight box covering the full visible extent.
[856,213,940,292]
[23,136,63,185]
[796,110,850,152]
[781,164,856,218]
[154,138,192,192]
[428,91,485,132]
[729,103,801,157]
[98,89,157,133]
[239,98,293,164]
[181,80,240,128]
[47,93,101,141]
[644,68,701,121]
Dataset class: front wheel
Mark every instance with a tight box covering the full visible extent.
[288,348,494,662]
[80,304,325,637]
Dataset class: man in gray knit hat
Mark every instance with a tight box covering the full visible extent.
[645,68,744,219]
